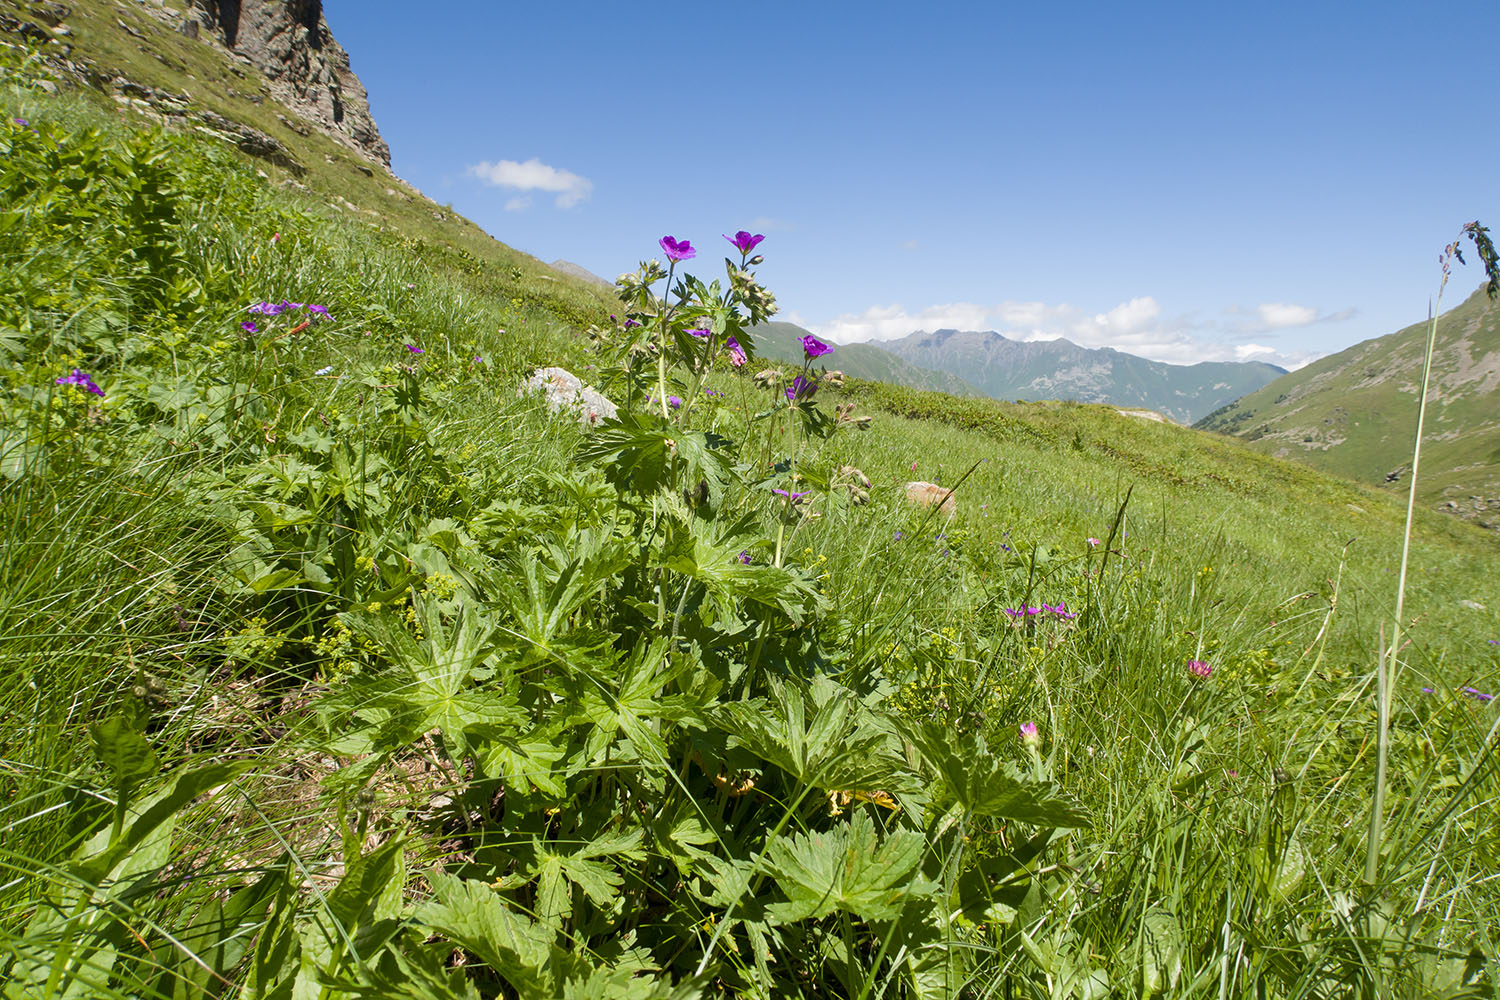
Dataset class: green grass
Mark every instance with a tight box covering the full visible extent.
[3,45,1500,1000]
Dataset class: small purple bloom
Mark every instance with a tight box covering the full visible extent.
[1188,660,1213,679]
[55,369,104,397]
[659,236,696,263]
[308,304,329,317]
[609,314,617,322]
[624,318,641,329]
[1086,537,1101,547]
[724,231,765,256]
[737,550,752,565]
[800,335,834,360]
[13,118,29,127]
[688,328,711,338]
[668,395,683,409]
[1462,686,1494,702]
[1019,722,1040,745]
[1421,687,1434,694]
[786,375,817,402]
[241,321,258,334]
[772,488,810,500]
[247,302,279,316]
[726,336,747,367]
[474,355,484,363]
[406,344,424,354]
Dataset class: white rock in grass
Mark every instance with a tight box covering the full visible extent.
[1460,599,1486,610]
[519,367,618,427]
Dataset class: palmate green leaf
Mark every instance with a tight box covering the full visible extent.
[341,599,523,754]
[529,828,645,927]
[709,675,912,792]
[904,723,1090,828]
[417,872,557,997]
[576,412,734,498]
[479,730,568,798]
[490,528,631,653]
[563,638,703,769]
[655,518,826,624]
[766,810,935,923]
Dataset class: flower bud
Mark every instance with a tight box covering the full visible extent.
[748,254,764,266]
[1019,721,1040,746]
[824,370,846,388]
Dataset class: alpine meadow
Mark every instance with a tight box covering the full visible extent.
[2,4,1500,999]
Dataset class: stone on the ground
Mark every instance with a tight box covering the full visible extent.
[519,367,618,426]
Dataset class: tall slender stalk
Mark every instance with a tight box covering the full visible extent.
[1366,282,1443,886]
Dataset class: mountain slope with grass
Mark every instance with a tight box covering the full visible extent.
[877,328,1286,423]
[750,320,986,396]
[3,17,1500,1000]
[1197,284,1500,527]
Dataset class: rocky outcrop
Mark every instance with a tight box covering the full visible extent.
[184,0,389,167]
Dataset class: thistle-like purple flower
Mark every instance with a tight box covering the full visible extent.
[1019,722,1040,745]
[1188,660,1213,678]
[786,375,817,402]
[801,335,833,360]
[724,231,765,256]
[659,236,696,263]
[726,336,747,367]
[56,369,104,397]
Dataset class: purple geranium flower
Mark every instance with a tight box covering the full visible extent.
[56,369,104,397]
[772,488,811,501]
[308,304,329,317]
[737,550,752,565]
[406,344,424,354]
[786,375,817,402]
[688,328,711,338]
[248,302,280,316]
[724,230,765,256]
[659,236,696,263]
[726,336,747,367]
[801,335,834,360]
[668,395,682,409]
[241,320,258,333]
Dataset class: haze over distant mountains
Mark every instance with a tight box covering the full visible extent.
[754,322,1285,424]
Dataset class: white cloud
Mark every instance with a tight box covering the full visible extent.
[504,195,532,212]
[1224,302,1358,333]
[810,296,1327,369]
[466,157,593,208]
[1256,303,1318,328]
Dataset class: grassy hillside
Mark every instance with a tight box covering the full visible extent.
[3,25,1500,1000]
[1198,285,1500,523]
[749,320,986,397]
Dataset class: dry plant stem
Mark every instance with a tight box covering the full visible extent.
[1366,285,1444,886]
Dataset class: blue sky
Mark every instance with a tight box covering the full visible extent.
[326,1,1499,369]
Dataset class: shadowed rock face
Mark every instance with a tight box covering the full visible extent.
[188,0,390,167]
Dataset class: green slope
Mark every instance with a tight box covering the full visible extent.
[748,321,985,396]
[1196,284,1500,524]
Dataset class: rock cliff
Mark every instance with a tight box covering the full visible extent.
[185,0,389,167]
